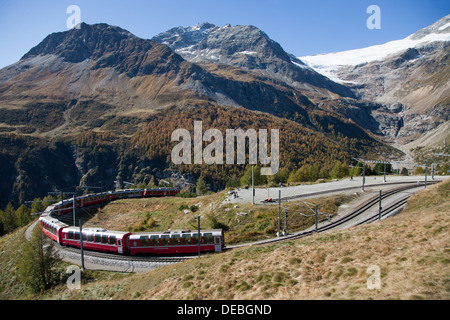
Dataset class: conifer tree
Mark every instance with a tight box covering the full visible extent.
[17,227,62,293]
[16,204,31,227]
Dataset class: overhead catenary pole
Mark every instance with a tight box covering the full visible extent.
[379,190,382,221]
[277,190,281,237]
[432,153,435,180]
[283,206,287,236]
[197,216,201,257]
[73,195,76,227]
[79,219,85,271]
[425,159,428,189]
[362,158,366,192]
[252,165,255,205]
[314,205,318,232]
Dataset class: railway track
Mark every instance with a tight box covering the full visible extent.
[228,181,440,248]
[277,180,429,202]
[59,245,197,264]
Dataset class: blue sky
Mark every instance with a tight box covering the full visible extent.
[0,0,448,69]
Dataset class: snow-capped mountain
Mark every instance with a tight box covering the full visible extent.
[299,14,450,85]
[299,15,449,149]
[152,22,220,51]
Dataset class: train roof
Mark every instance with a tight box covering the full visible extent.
[39,215,69,228]
[130,229,223,238]
[62,226,130,236]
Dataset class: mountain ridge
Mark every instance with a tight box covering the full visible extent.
[152,22,355,99]
[0,17,447,209]
[299,15,449,148]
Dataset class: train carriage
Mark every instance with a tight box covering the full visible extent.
[128,229,224,255]
[38,186,226,257]
[110,189,144,201]
[39,215,69,244]
[143,188,180,197]
[78,193,110,207]
[61,227,131,254]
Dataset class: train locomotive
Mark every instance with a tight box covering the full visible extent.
[38,188,225,255]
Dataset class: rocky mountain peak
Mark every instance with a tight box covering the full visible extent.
[22,23,141,63]
[20,23,186,78]
[152,22,219,51]
[153,22,355,98]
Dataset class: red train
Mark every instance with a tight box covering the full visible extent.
[38,187,225,255]
[48,188,180,217]
[129,230,224,255]
[61,227,131,254]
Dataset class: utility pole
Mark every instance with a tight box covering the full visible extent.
[379,190,382,221]
[252,165,255,205]
[73,195,76,226]
[362,158,366,192]
[197,216,201,257]
[79,219,85,271]
[314,205,318,232]
[277,190,281,237]
[384,153,387,183]
[425,159,428,189]
[432,153,435,180]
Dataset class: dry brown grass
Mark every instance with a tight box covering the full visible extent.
[22,179,447,300]
[107,179,449,300]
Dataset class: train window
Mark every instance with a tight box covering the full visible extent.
[82,233,87,241]
[192,233,200,244]
[95,234,101,243]
[182,234,191,245]
[74,232,80,240]
[171,234,180,246]
[140,236,149,247]
[101,235,108,244]
[117,239,122,246]
[161,234,170,246]
[68,231,74,239]
[215,237,220,244]
[109,236,116,245]
[88,234,94,242]
[133,241,137,247]
[150,235,159,246]
[204,233,213,244]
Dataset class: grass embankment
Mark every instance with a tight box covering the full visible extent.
[94,179,449,300]
[84,191,356,244]
[1,180,448,299]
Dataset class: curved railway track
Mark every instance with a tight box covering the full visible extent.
[228,181,440,249]
[277,180,429,202]
[59,244,197,264]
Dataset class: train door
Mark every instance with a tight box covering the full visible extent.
[117,238,123,254]
[214,236,222,252]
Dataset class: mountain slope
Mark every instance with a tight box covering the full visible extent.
[0,23,323,125]
[300,15,450,147]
